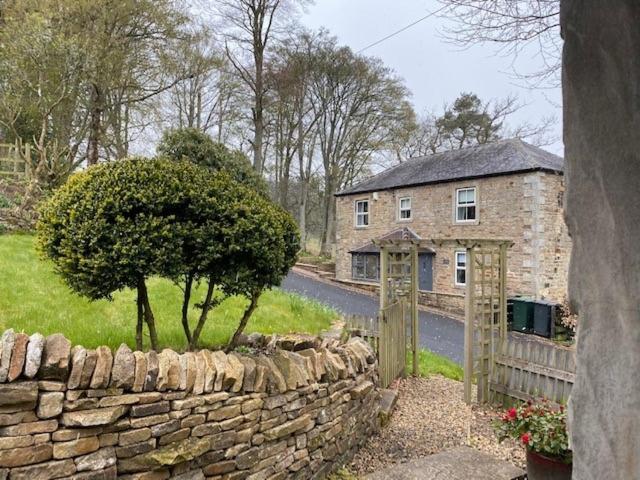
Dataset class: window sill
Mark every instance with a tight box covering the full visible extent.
[454,219,479,226]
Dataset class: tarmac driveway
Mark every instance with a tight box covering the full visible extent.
[281,270,464,364]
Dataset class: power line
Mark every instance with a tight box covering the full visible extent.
[356,5,448,54]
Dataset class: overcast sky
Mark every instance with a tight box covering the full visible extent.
[301,0,564,156]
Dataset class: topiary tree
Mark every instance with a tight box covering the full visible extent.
[37,157,209,351]
[179,171,300,350]
[157,128,268,194]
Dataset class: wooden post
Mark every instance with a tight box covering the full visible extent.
[464,246,475,404]
[499,243,508,342]
[411,245,419,376]
[379,246,388,310]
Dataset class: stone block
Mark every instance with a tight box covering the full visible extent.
[143,351,159,392]
[68,346,87,390]
[37,391,64,419]
[74,447,117,472]
[7,333,29,382]
[38,334,71,381]
[0,443,52,467]
[119,428,152,447]
[117,437,210,473]
[149,419,179,438]
[110,344,135,390]
[0,419,58,436]
[23,333,45,379]
[68,465,117,480]
[79,350,98,389]
[130,401,169,417]
[8,458,76,480]
[157,427,190,446]
[0,381,38,412]
[53,436,100,459]
[131,351,147,393]
[90,347,113,389]
[0,329,15,382]
[262,414,313,441]
[61,406,128,427]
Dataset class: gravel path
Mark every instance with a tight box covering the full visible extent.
[348,376,525,476]
[281,271,465,364]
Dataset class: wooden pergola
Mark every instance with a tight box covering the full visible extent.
[429,239,514,404]
[372,237,428,380]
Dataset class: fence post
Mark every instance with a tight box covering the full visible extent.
[464,247,475,405]
[411,246,418,376]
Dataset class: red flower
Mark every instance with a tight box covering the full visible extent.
[507,408,517,420]
[521,433,531,445]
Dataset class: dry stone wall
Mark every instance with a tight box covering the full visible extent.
[0,329,379,480]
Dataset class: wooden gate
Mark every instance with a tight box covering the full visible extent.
[378,300,407,388]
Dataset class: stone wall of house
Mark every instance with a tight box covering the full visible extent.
[335,171,571,306]
[0,330,379,480]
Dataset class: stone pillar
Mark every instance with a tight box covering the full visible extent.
[561,2,640,478]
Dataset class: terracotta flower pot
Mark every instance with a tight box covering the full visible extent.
[526,449,572,480]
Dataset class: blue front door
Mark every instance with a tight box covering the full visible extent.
[418,253,433,291]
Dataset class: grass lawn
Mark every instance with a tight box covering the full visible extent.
[0,234,337,351]
[406,348,464,381]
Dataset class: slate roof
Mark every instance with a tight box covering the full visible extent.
[349,227,435,254]
[336,139,564,197]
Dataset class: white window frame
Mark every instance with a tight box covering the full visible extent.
[354,199,369,228]
[455,187,477,223]
[398,196,412,221]
[454,250,467,287]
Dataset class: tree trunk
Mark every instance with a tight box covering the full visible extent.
[253,46,264,174]
[136,285,144,351]
[298,186,308,252]
[189,280,217,351]
[320,180,336,257]
[225,291,261,353]
[181,274,194,345]
[87,84,103,166]
[137,279,159,351]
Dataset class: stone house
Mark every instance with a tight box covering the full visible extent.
[334,139,571,314]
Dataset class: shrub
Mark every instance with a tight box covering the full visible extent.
[38,157,299,351]
[157,128,268,194]
[180,172,299,350]
[37,157,209,350]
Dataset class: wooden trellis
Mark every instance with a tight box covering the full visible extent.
[430,239,513,404]
[374,239,421,384]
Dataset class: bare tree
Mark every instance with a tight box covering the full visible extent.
[216,0,306,174]
[438,0,561,86]
[308,39,414,255]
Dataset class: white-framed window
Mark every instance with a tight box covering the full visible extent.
[455,251,467,286]
[398,197,411,220]
[455,187,477,222]
[355,199,369,227]
[352,253,380,281]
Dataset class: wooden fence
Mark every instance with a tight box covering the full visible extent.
[0,143,30,179]
[345,300,407,388]
[378,300,406,388]
[490,333,576,405]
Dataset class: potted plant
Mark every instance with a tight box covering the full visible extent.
[494,399,572,480]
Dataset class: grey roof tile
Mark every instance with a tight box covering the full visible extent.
[336,139,563,197]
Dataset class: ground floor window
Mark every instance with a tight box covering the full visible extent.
[352,253,379,281]
[455,251,466,286]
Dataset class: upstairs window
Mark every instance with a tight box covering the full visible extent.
[355,200,369,227]
[455,251,467,286]
[398,197,412,220]
[456,187,477,222]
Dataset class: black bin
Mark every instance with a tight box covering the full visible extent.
[533,300,557,338]
[511,298,534,333]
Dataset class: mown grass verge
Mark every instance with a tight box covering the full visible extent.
[0,234,337,350]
